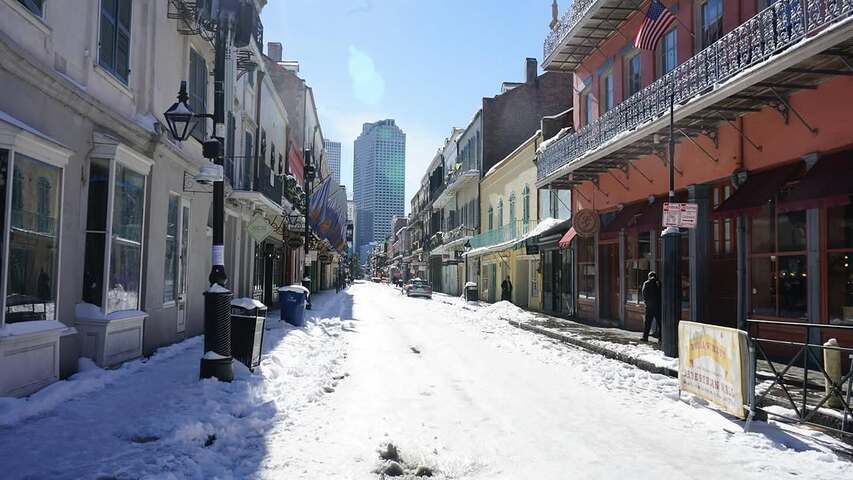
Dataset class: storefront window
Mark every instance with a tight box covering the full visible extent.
[626,232,652,303]
[163,194,179,303]
[4,154,62,323]
[577,236,595,299]
[828,200,853,324]
[748,203,808,319]
[82,158,147,314]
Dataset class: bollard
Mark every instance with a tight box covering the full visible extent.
[824,338,841,408]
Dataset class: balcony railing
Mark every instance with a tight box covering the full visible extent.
[539,0,853,182]
[444,224,477,244]
[544,0,598,61]
[468,220,531,250]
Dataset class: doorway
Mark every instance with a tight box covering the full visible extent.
[176,199,190,334]
[599,242,620,322]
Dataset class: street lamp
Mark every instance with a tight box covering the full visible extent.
[163,81,197,142]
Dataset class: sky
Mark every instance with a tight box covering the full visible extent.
[261,0,554,213]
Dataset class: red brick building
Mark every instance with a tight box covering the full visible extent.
[537,0,853,350]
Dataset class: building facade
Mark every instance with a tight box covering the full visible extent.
[538,0,853,354]
[353,119,406,260]
[324,139,341,185]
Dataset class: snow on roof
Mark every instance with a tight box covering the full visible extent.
[537,127,573,154]
[464,217,565,258]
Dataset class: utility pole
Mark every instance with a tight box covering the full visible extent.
[661,89,681,358]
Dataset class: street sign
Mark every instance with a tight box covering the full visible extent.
[662,202,698,228]
[247,215,274,242]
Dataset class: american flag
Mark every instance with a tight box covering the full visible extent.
[634,0,676,51]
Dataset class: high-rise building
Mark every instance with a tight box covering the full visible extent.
[353,119,406,259]
[324,139,341,185]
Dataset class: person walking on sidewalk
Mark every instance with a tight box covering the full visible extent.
[641,271,661,342]
[501,276,513,303]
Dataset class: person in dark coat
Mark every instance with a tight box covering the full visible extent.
[641,271,662,341]
[501,276,513,303]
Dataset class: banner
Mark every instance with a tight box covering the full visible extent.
[678,321,750,419]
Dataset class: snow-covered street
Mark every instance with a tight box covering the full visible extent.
[1,281,852,479]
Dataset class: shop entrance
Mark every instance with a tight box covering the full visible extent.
[599,242,620,322]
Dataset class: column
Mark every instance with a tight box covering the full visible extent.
[688,184,711,324]
[807,208,821,345]
[619,230,626,328]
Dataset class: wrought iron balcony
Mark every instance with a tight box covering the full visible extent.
[468,221,531,250]
[539,0,853,186]
[444,224,477,244]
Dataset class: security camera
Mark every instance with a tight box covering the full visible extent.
[194,164,224,185]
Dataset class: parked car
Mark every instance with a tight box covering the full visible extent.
[405,279,432,298]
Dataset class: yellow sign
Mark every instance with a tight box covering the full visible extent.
[678,321,749,419]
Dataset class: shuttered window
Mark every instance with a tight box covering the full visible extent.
[189,49,208,142]
[99,0,132,83]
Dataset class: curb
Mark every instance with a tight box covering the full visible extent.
[506,319,679,378]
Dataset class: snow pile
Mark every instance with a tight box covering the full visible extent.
[475,300,535,324]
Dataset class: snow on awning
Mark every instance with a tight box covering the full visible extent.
[464,218,565,258]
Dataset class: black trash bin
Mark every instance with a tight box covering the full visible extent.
[230,298,267,371]
[465,282,479,302]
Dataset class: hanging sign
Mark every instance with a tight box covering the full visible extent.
[287,237,304,249]
[663,202,698,228]
[247,215,274,243]
[573,209,600,237]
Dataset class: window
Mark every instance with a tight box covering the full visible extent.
[83,158,147,313]
[99,0,132,83]
[624,52,642,97]
[189,49,208,142]
[163,194,179,303]
[17,0,43,16]
[749,204,807,319]
[3,153,62,324]
[712,184,735,256]
[577,236,596,300]
[827,198,853,324]
[657,29,678,78]
[600,70,614,113]
[698,0,723,50]
[242,131,253,189]
[488,207,494,230]
[539,188,552,220]
[522,185,530,224]
[626,232,653,303]
[269,144,276,186]
[582,89,594,126]
[497,198,504,228]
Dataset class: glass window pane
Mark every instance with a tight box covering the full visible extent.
[778,255,807,318]
[0,150,6,312]
[5,155,61,323]
[83,232,106,306]
[163,195,178,303]
[777,210,806,252]
[99,9,116,72]
[108,164,145,313]
[750,206,774,253]
[827,253,853,324]
[86,157,110,231]
[750,256,776,316]
[827,200,853,250]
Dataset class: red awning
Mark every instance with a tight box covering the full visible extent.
[778,150,853,213]
[599,197,669,239]
[558,227,577,249]
[712,161,804,219]
[599,201,647,240]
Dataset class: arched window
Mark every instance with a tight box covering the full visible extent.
[509,192,517,224]
[498,198,504,228]
[487,206,494,230]
[522,185,530,224]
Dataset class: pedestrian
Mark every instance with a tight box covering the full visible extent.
[500,276,513,303]
[641,271,662,342]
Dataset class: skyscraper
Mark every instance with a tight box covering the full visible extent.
[324,139,341,185]
[353,119,406,259]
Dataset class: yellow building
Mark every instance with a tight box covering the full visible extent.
[466,132,545,310]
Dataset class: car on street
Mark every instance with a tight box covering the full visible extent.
[403,279,432,298]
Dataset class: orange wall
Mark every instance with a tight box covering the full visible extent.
[573,76,853,212]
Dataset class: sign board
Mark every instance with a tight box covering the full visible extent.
[663,202,698,228]
[678,321,750,419]
[573,209,600,237]
[247,215,274,243]
[287,237,304,249]
[526,243,540,256]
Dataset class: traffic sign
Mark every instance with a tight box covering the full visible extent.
[662,202,698,228]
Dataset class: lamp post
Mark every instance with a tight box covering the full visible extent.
[163,24,233,382]
[661,90,681,358]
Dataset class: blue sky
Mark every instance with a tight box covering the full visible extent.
[262,0,554,212]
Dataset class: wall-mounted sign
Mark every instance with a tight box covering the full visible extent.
[287,237,304,249]
[573,209,600,237]
[526,243,540,256]
[247,215,274,243]
[663,202,698,228]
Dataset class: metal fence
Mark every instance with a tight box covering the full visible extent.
[747,319,853,437]
[539,0,853,182]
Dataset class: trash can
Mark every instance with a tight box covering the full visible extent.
[279,285,309,327]
[230,298,267,371]
[465,282,479,302]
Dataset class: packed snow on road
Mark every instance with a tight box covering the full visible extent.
[0,282,851,479]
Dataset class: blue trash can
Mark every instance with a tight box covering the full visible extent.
[279,286,308,326]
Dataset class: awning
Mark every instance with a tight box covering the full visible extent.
[778,150,853,213]
[558,227,577,249]
[712,161,804,219]
[600,199,659,240]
